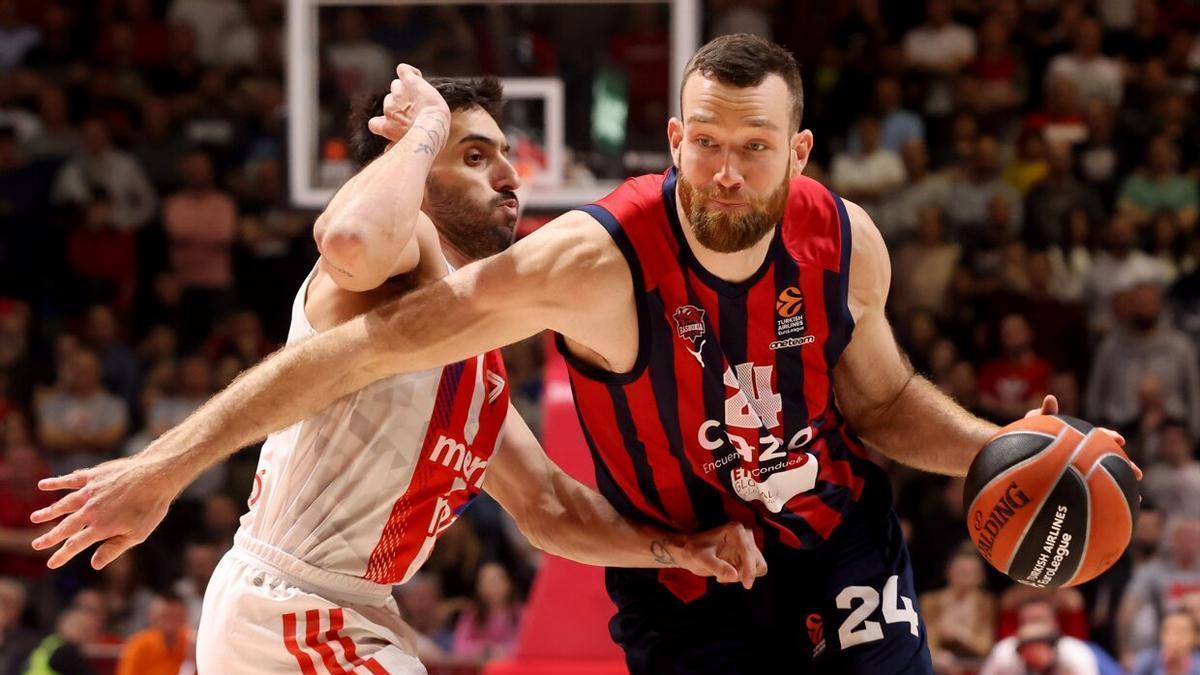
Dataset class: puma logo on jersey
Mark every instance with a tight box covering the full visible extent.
[486,371,505,404]
[429,434,488,489]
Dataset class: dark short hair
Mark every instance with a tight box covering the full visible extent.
[348,77,505,168]
[681,34,804,131]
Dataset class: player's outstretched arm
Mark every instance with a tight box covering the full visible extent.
[31,210,624,569]
[832,200,998,477]
[313,64,450,291]
[485,406,766,588]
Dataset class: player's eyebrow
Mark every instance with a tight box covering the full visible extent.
[743,117,778,129]
[457,133,511,154]
[686,112,716,125]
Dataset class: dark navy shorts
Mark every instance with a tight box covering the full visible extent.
[606,497,933,675]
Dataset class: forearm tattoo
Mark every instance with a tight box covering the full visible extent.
[411,117,447,156]
[651,540,677,566]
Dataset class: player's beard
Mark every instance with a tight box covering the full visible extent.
[677,170,789,253]
[424,178,518,261]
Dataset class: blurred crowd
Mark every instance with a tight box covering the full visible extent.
[0,0,1198,674]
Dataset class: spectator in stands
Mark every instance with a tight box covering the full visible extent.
[25,86,78,162]
[325,8,393,98]
[36,349,128,475]
[83,306,140,409]
[1119,519,1200,663]
[978,314,1053,422]
[1024,140,1106,248]
[921,545,997,675]
[962,12,1024,116]
[1119,136,1199,231]
[879,139,950,242]
[902,0,976,117]
[396,573,452,659]
[114,593,189,675]
[65,193,137,311]
[1047,17,1124,106]
[1078,100,1120,196]
[1086,279,1200,439]
[50,119,156,232]
[847,77,924,154]
[14,606,100,675]
[1004,130,1049,195]
[1082,215,1172,334]
[131,97,186,193]
[167,0,248,66]
[1132,609,1200,675]
[91,552,155,638]
[946,135,1023,239]
[0,444,52,580]
[163,150,237,343]
[451,562,523,661]
[890,206,961,318]
[171,541,219,629]
[1143,422,1200,524]
[831,114,905,220]
[981,596,1100,675]
[0,2,39,71]
[201,309,273,368]
[1025,76,1088,147]
[0,578,34,674]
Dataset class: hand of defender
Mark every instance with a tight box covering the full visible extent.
[367,64,449,145]
[1024,394,1142,479]
[670,521,767,590]
[29,456,177,570]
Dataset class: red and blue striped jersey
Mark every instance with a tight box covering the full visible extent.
[557,168,878,583]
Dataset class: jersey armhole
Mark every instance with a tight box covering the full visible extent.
[827,191,857,365]
[552,204,652,385]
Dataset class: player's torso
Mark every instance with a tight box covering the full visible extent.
[559,169,878,552]
[240,265,509,585]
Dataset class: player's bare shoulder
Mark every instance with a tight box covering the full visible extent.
[520,208,640,374]
[842,198,891,323]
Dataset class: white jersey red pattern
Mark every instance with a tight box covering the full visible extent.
[238,265,510,587]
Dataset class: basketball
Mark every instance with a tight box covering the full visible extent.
[963,415,1140,589]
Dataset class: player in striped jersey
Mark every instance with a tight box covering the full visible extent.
[33,38,1129,674]
[30,68,765,675]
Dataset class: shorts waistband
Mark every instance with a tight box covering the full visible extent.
[233,531,392,606]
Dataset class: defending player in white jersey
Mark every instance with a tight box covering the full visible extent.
[30,68,765,675]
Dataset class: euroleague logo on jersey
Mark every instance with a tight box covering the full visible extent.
[772,286,814,350]
[777,286,804,317]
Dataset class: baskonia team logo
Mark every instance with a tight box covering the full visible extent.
[672,305,707,365]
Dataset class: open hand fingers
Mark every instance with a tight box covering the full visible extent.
[46,526,107,570]
[91,533,141,570]
[30,489,89,525]
[39,471,88,492]
[31,508,91,552]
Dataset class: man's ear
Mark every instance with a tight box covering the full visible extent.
[790,129,814,178]
[667,117,684,168]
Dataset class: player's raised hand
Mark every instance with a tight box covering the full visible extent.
[367,64,449,146]
[672,521,767,590]
[29,455,180,570]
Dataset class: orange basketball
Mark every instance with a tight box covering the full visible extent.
[962,415,1139,588]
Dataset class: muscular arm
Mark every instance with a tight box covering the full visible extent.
[160,211,613,469]
[313,71,450,291]
[833,200,997,477]
[486,405,761,584]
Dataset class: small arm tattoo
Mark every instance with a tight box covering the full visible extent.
[651,540,677,566]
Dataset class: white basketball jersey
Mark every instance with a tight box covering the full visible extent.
[237,266,510,586]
